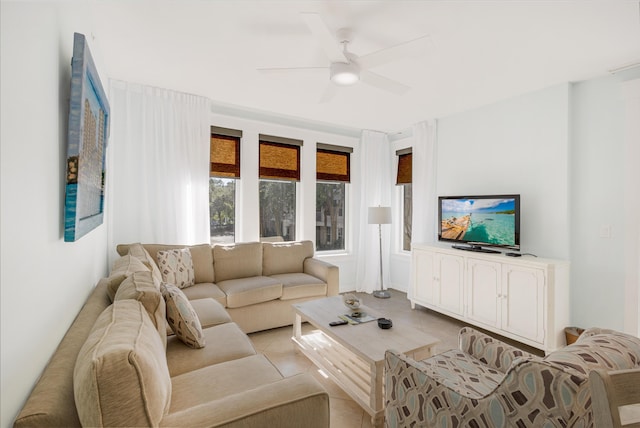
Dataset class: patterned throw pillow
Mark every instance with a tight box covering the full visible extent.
[160,282,205,349]
[156,248,195,288]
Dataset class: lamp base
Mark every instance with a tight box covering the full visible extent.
[373,289,391,299]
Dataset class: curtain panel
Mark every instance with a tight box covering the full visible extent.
[409,120,438,300]
[355,130,393,294]
[107,81,211,257]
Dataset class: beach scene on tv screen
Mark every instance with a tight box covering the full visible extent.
[441,198,516,245]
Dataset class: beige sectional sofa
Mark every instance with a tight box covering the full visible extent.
[14,241,334,427]
[116,240,339,333]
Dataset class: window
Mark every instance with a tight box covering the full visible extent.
[210,126,241,244]
[396,149,412,251]
[316,144,351,251]
[259,135,301,241]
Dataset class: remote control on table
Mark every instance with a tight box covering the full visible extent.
[329,320,348,326]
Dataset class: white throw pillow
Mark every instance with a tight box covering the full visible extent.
[156,248,195,288]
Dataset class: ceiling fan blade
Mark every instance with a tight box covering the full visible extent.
[257,66,328,75]
[360,70,410,95]
[301,12,348,63]
[358,35,433,69]
[319,83,338,103]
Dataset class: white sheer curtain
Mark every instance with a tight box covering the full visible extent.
[409,120,438,300]
[107,81,211,256]
[355,130,393,294]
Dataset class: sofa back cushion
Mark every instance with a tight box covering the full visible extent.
[544,328,640,376]
[117,243,215,283]
[213,242,263,282]
[125,243,164,284]
[105,255,150,301]
[262,240,314,276]
[73,300,171,427]
[114,270,167,349]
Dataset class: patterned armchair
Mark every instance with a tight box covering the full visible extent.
[385,327,640,428]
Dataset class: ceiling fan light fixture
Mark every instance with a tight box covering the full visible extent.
[330,62,360,85]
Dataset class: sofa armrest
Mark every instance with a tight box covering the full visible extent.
[160,374,329,428]
[304,258,339,296]
[458,327,536,373]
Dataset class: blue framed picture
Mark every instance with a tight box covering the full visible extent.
[64,33,110,242]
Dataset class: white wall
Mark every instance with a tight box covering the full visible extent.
[208,112,361,290]
[570,73,640,332]
[0,4,109,427]
[437,83,571,259]
[388,77,638,333]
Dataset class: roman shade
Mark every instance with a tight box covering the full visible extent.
[211,126,242,178]
[396,148,412,185]
[316,143,352,183]
[259,134,302,181]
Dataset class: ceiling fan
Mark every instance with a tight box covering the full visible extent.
[257,13,432,102]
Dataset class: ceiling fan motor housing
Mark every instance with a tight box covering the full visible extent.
[330,61,360,85]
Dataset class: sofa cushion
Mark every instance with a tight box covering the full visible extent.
[114,270,167,348]
[161,283,206,349]
[118,243,215,283]
[168,354,284,414]
[271,272,327,300]
[157,248,196,288]
[217,276,283,308]
[73,300,171,427]
[181,282,227,307]
[105,254,150,301]
[213,242,263,282]
[262,240,314,276]
[127,242,163,284]
[189,298,232,328]
[166,322,257,377]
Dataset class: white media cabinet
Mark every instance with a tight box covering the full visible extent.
[410,243,570,354]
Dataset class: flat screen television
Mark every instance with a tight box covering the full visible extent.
[438,194,520,253]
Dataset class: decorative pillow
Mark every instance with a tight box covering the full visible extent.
[157,248,195,288]
[160,282,205,349]
[105,255,150,301]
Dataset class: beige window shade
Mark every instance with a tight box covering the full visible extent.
[210,133,240,178]
[259,141,300,181]
[396,151,412,185]
[317,148,350,182]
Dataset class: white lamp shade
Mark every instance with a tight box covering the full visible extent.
[368,206,392,224]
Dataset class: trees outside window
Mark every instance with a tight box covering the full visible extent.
[316,182,345,251]
[259,180,296,241]
[209,177,235,244]
[403,183,412,251]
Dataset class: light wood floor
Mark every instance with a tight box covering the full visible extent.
[248,289,469,428]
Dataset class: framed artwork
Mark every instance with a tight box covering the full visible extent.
[64,33,110,242]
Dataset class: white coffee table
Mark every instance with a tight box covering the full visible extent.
[292,296,439,427]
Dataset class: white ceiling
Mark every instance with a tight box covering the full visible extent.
[92,0,640,134]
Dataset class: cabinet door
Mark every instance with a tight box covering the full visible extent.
[436,253,464,316]
[412,249,436,305]
[467,258,501,328]
[502,265,545,343]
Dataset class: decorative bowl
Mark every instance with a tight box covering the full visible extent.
[342,293,361,310]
